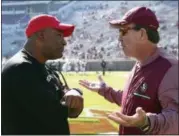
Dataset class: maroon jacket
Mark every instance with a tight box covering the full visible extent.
[98,47,178,134]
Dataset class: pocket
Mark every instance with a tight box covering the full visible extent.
[130,89,152,110]
[133,92,151,100]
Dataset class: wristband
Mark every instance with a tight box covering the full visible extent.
[72,88,83,95]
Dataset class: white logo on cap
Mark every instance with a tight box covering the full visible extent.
[149,24,156,28]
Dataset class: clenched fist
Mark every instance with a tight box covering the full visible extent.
[63,89,84,118]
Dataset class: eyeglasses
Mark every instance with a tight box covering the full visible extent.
[119,27,136,36]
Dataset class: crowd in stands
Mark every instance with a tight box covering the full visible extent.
[2,1,178,67]
[62,1,178,60]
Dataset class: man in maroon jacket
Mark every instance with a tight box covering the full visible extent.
[79,6,178,135]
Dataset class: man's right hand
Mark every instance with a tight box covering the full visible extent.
[79,75,106,93]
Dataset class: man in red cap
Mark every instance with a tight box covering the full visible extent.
[2,14,84,135]
[79,6,178,134]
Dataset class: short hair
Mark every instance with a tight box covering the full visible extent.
[133,24,160,44]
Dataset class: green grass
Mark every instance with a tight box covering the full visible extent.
[69,117,100,123]
[60,71,129,134]
[61,71,129,111]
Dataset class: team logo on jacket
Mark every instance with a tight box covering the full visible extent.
[140,83,147,93]
[46,75,53,82]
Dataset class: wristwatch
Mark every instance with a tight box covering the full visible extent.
[139,116,150,133]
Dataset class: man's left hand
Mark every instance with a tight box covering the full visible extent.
[108,107,147,128]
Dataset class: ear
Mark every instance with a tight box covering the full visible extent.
[36,30,45,41]
[140,28,147,41]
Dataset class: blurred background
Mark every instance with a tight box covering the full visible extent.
[1,0,178,71]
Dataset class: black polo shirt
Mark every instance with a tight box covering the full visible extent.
[2,49,70,135]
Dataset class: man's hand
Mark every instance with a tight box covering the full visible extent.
[63,89,84,118]
[64,89,83,109]
[108,107,148,128]
[79,75,106,92]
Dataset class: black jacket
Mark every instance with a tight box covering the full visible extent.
[2,49,70,135]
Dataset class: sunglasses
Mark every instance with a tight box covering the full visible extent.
[119,27,137,36]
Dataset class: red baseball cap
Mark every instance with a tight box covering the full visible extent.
[109,7,159,31]
[25,14,75,38]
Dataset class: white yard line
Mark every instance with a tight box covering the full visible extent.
[83,108,94,117]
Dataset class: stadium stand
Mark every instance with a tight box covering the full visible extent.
[2,1,178,70]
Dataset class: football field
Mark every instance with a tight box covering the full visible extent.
[61,71,129,134]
